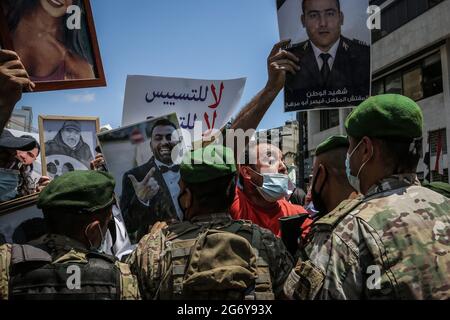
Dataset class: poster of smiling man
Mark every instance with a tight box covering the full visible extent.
[97,113,186,244]
[277,0,371,111]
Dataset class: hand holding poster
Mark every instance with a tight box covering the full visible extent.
[122,75,246,143]
[277,0,371,111]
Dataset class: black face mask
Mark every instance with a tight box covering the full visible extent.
[311,167,328,217]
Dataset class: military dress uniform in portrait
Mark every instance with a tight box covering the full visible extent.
[285,36,370,110]
[277,0,371,111]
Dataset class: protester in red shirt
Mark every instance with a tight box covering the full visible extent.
[230,142,312,238]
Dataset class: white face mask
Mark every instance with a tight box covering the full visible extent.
[86,224,107,252]
[345,139,373,194]
[249,168,290,203]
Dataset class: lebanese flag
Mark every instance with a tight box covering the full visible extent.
[435,130,445,175]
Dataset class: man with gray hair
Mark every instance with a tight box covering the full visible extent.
[45,120,94,168]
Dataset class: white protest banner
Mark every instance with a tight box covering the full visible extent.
[122,75,246,142]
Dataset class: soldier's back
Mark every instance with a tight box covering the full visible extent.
[354,182,450,299]
[315,175,450,299]
[128,213,294,300]
[0,234,140,300]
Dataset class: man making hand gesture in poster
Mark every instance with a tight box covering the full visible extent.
[120,118,182,243]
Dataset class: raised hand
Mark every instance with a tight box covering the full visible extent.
[128,168,160,204]
[266,39,300,92]
[0,50,35,132]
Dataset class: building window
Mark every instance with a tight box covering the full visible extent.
[385,72,403,94]
[373,52,443,101]
[372,80,385,96]
[320,110,339,131]
[403,66,423,101]
[423,53,443,97]
[371,0,445,43]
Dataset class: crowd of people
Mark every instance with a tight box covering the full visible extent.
[0,36,450,300]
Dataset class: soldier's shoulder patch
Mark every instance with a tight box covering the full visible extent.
[315,197,363,230]
[351,38,369,48]
[342,40,350,51]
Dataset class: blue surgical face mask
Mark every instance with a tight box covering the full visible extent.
[249,168,290,203]
[0,169,19,202]
[345,140,373,194]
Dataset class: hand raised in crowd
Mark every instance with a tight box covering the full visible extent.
[35,176,51,193]
[90,153,106,171]
[0,50,35,133]
[0,50,35,110]
[266,39,300,93]
[128,168,160,204]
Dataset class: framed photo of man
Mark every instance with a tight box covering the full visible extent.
[0,0,106,92]
[97,113,186,244]
[38,115,99,179]
[277,0,371,111]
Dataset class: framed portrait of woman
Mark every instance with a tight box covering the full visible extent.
[0,0,106,92]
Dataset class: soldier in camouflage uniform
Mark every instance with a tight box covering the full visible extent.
[284,94,450,300]
[128,145,294,300]
[0,171,140,300]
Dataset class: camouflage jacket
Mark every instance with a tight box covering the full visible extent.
[284,174,450,300]
[0,234,141,300]
[127,213,294,300]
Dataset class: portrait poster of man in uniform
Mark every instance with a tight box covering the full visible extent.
[97,114,186,244]
[277,0,371,111]
[38,116,98,179]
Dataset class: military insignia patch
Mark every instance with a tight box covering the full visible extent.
[343,41,349,51]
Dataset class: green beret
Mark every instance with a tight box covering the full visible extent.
[37,171,116,213]
[422,181,450,198]
[345,94,423,139]
[181,145,236,184]
[315,135,349,156]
